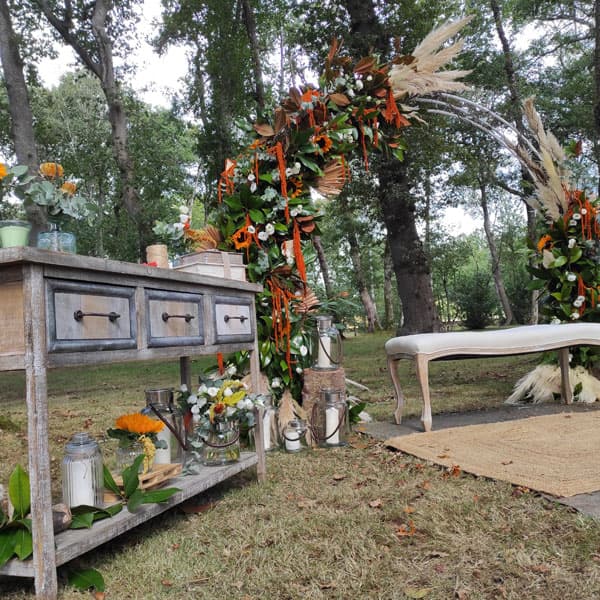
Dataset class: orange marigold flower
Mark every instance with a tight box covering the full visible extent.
[115,413,164,435]
[60,181,77,196]
[39,162,64,179]
[0,163,7,180]
[537,234,553,252]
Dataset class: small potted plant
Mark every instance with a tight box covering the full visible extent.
[0,164,31,247]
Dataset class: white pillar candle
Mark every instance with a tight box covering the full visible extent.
[317,335,331,368]
[263,411,272,451]
[325,406,340,445]
[285,430,301,452]
[154,427,172,464]
[65,460,95,507]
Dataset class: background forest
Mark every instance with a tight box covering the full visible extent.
[1,0,598,336]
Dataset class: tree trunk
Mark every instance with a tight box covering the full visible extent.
[490,0,539,323]
[240,0,266,114]
[312,235,334,298]
[383,240,396,329]
[348,231,381,332]
[0,0,46,236]
[378,155,441,335]
[479,179,515,325]
[594,0,600,195]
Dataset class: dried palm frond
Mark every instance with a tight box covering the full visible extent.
[315,159,347,197]
[293,286,320,315]
[277,390,306,435]
[390,16,473,99]
[185,224,223,251]
[521,97,570,219]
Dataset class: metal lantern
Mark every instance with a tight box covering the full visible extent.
[62,432,104,508]
[283,418,308,453]
[310,388,348,447]
[142,388,185,465]
[312,315,343,370]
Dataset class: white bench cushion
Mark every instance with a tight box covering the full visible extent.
[385,323,600,360]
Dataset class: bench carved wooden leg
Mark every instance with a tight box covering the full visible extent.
[387,356,406,425]
[415,354,432,432]
[558,347,573,405]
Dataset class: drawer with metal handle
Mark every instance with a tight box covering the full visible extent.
[213,296,254,343]
[46,279,136,352]
[146,289,204,347]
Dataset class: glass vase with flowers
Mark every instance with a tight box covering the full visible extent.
[107,413,167,474]
[176,373,267,469]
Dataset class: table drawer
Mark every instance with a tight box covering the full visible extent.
[146,290,204,347]
[213,296,254,343]
[46,279,136,352]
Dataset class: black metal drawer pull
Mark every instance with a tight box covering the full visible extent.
[162,312,195,323]
[224,315,247,323]
[73,310,120,323]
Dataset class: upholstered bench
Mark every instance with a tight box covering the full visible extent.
[385,323,600,432]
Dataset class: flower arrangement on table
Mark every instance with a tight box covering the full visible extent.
[107,413,167,474]
[177,374,268,469]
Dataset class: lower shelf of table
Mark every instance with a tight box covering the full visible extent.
[0,452,259,578]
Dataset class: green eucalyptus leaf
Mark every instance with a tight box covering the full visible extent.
[8,465,30,519]
[68,568,105,592]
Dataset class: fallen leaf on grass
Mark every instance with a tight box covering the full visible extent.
[369,498,383,508]
[187,577,210,585]
[403,586,431,598]
[180,501,217,514]
[161,579,173,587]
[455,589,469,599]
[501,460,513,465]
[511,486,530,497]
[418,480,431,490]
[433,563,446,573]
[450,465,461,477]
[94,593,106,600]
[403,505,415,514]
[319,582,337,589]
[83,418,93,429]
[171,543,180,550]
[396,519,416,537]
[529,564,552,574]
[297,498,317,509]
[332,473,346,481]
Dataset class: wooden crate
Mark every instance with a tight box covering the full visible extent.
[173,250,247,281]
[103,463,182,503]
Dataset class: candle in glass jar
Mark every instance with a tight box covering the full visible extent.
[317,335,331,368]
[263,411,272,450]
[285,430,301,452]
[154,427,172,464]
[325,406,340,445]
[64,460,95,507]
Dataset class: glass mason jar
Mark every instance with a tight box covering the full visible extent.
[262,395,280,452]
[201,420,241,466]
[283,418,307,453]
[62,432,104,508]
[115,439,145,473]
[311,315,343,370]
[141,388,184,465]
[37,222,77,253]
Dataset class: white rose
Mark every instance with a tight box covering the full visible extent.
[581,208,588,215]
[300,345,308,357]
[180,384,188,393]
[271,378,281,389]
[550,317,561,324]
[571,312,580,320]
[196,396,207,409]
[207,386,219,397]
[226,406,236,417]
[577,295,586,302]
[258,231,269,241]
[174,222,184,232]
[226,365,237,376]
[179,205,189,214]
[573,299,582,308]
[180,214,189,224]
[248,225,256,234]
[573,213,581,220]
[566,273,577,282]
[187,394,198,405]
[223,387,233,397]
[265,223,275,235]
[569,219,577,227]
[296,366,303,374]
[568,238,576,248]
[198,384,208,394]
[236,399,246,410]
[355,79,364,90]
[191,404,200,415]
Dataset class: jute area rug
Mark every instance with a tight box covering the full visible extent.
[385,411,600,497]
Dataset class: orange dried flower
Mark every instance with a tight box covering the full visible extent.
[537,234,552,252]
[0,163,7,180]
[39,162,64,179]
[60,181,77,196]
[114,413,164,435]
[311,133,333,154]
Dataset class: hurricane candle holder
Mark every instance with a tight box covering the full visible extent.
[311,315,343,370]
[142,388,185,465]
[62,432,103,508]
[283,418,307,452]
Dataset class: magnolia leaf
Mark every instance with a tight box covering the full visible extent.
[569,247,583,262]
[253,123,275,137]
[249,208,266,224]
[0,529,17,567]
[140,487,180,504]
[68,568,106,592]
[12,527,32,560]
[328,93,351,107]
[126,489,145,512]
[69,512,95,529]
[8,465,30,519]
[103,465,121,497]
[551,255,568,268]
[122,455,144,498]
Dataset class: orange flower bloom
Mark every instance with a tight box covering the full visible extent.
[60,181,77,196]
[311,133,333,154]
[537,234,553,252]
[39,162,64,179]
[0,163,7,180]
[115,413,164,435]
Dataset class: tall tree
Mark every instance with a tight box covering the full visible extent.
[32,0,142,242]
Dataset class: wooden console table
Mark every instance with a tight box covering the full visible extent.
[0,247,265,599]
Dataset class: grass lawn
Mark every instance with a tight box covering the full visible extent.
[2,330,600,599]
